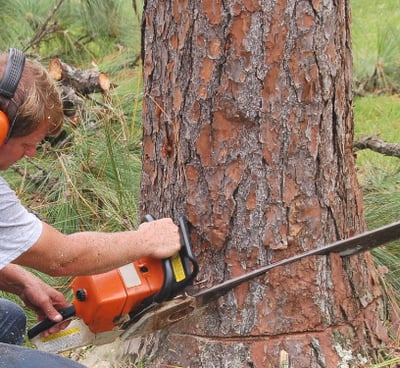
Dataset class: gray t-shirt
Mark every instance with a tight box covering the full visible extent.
[0,176,43,269]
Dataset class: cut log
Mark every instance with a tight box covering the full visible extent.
[48,58,113,95]
[48,58,116,122]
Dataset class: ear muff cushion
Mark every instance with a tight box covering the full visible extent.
[0,110,10,146]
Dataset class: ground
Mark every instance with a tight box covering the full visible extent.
[70,341,129,367]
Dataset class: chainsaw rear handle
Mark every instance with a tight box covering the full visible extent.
[144,215,199,302]
[27,304,76,339]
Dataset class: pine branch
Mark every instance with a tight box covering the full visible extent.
[354,136,400,158]
[23,0,66,52]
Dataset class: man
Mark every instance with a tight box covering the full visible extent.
[0,49,181,367]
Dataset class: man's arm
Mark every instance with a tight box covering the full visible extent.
[13,218,181,277]
[0,264,69,331]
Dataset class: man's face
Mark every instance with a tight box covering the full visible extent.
[0,122,49,170]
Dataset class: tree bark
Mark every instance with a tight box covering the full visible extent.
[134,0,394,366]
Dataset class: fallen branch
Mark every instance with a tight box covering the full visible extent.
[353,136,400,158]
[49,58,112,95]
[48,58,115,120]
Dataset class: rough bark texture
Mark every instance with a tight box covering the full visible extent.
[134,0,393,367]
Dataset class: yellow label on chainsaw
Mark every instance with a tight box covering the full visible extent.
[171,254,186,282]
[40,326,81,342]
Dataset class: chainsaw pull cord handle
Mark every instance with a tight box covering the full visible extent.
[27,304,76,339]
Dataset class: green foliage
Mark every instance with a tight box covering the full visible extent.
[0,1,145,340]
[352,2,400,319]
[0,0,141,63]
[7,94,143,233]
[369,357,400,368]
[354,95,400,172]
[352,0,400,93]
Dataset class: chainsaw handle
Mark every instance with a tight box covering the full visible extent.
[156,216,199,301]
[27,304,76,339]
[177,216,199,282]
[144,215,198,302]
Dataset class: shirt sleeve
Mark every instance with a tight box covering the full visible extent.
[0,177,43,269]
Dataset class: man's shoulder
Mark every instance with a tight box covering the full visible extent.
[0,176,12,190]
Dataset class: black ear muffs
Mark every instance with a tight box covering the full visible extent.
[0,48,26,146]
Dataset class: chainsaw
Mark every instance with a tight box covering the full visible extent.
[28,217,400,353]
[28,215,198,353]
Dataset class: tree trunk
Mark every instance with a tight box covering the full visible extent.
[133,0,394,366]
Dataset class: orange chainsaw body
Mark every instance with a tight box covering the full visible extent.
[27,217,199,344]
[70,257,164,333]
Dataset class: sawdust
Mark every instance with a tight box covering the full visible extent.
[69,341,128,368]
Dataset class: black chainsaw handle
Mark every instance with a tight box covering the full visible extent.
[27,304,76,339]
[177,216,199,283]
[144,214,199,302]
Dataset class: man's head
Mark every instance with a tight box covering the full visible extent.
[0,49,64,169]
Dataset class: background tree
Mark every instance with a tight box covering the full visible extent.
[135,0,396,366]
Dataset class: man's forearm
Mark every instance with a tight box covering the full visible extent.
[0,263,70,325]
[0,264,35,295]
[14,219,181,277]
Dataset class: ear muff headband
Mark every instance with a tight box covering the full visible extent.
[0,48,25,98]
[0,48,26,146]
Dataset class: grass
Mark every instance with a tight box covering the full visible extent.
[352,4,400,363]
[351,0,400,92]
[1,0,144,332]
[370,357,400,368]
[354,95,400,184]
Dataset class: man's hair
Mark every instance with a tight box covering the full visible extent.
[0,51,64,139]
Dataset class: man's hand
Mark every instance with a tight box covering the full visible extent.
[138,218,181,259]
[0,264,70,337]
[19,277,70,337]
